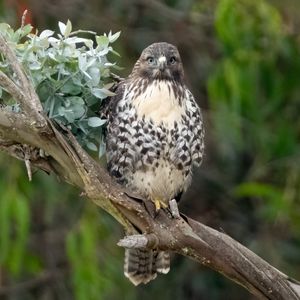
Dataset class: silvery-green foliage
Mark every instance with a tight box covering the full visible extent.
[0,20,120,156]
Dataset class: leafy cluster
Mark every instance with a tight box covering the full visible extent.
[0,20,120,155]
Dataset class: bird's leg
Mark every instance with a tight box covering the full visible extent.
[169,199,180,219]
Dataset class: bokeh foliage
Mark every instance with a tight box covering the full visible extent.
[209,0,300,229]
[0,0,300,299]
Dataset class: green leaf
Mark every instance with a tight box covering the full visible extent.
[68,96,85,106]
[20,24,33,37]
[61,80,82,95]
[87,67,100,86]
[72,104,86,119]
[58,21,67,36]
[0,23,11,34]
[39,29,54,39]
[65,20,72,37]
[86,142,98,151]
[108,31,121,43]
[96,35,109,48]
[91,88,115,99]
[88,117,106,127]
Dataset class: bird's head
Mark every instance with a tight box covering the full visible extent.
[131,42,184,82]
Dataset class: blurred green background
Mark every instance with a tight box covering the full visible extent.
[1,0,300,299]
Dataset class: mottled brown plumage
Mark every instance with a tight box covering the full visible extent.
[105,42,204,285]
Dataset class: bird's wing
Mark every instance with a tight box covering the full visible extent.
[104,80,139,183]
[168,89,204,169]
[100,80,126,121]
[186,90,205,167]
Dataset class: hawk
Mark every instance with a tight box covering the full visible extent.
[105,42,204,285]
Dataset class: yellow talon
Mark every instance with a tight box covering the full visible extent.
[154,199,167,212]
[154,199,161,211]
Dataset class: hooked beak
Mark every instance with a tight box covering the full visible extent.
[158,56,167,71]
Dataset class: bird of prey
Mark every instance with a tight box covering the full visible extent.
[105,42,205,285]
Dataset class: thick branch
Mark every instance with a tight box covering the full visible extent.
[0,34,299,300]
[0,109,83,187]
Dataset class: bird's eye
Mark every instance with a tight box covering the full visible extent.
[147,57,154,64]
[169,56,176,64]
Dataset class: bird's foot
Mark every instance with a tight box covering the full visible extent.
[169,199,180,219]
[154,198,167,212]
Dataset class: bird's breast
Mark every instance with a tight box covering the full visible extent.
[130,80,185,126]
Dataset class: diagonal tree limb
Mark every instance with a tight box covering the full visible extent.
[0,32,300,300]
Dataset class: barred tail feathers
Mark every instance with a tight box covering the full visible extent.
[124,248,170,286]
[156,251,170,274]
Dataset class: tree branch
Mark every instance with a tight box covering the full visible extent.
[0,34,46,127]
[117,234,159,249]
[0,70,25,103]
[0,32,300,300]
